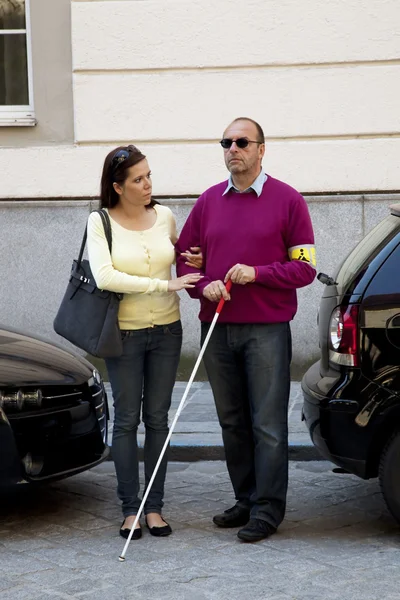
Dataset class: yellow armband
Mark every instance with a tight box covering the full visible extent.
[288,245,317,268]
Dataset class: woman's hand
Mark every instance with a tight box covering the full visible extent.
[181,247,203,269]
[168,273,203,291]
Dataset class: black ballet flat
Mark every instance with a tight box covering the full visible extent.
[145,517,172,537]
[119,520,142,540]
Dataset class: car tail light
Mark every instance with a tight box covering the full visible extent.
[329,305,360,367]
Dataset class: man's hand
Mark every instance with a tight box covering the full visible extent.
[181,247,203,269]
[203,280,231,302]
[224,264,256,285]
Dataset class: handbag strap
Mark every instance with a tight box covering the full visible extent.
[77,209,112,268]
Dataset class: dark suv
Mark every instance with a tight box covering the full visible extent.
[302,203,400,523]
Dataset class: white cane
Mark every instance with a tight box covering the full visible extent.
[118,279,232,561]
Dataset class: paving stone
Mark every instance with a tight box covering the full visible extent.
[79,565,167,592]
[0,585,50,600]
[1,461,400,599]
[0,534,56,553]
[0,551,54,576]
[52,575,115,596]
[22,567,88,587]
[23,546,112,570]
[0,575,26,592]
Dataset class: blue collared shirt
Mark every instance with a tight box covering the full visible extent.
[222,169,268,198]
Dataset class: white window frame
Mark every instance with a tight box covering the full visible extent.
[0,0,35,126]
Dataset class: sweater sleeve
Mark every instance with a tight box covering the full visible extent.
[175,195,212,299]
[87,212,169,294]
[255,194,316,290]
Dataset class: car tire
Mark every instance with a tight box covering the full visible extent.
[379,431,400,524]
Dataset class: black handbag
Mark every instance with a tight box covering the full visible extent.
[54,209,123,358]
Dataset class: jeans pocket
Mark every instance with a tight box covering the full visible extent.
[165,320,183,338]
[120,330,130,342]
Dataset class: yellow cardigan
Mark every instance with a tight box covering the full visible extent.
[87,205,180,330]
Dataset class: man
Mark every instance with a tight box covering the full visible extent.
[176,118,316,542]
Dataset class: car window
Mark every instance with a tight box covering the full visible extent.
[334,215,400,295]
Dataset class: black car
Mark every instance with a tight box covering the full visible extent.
[0,326,109,486]
[302,203,400,523]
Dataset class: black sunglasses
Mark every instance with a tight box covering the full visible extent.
[220,138,263,149]
[111,145,137,172]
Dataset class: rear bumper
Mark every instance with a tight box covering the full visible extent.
[301,361,369,478]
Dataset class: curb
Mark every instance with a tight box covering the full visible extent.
[106,442,323,462]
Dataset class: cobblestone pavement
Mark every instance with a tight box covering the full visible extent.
[1,461,399,600]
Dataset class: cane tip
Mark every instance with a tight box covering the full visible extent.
[118,556,125,562]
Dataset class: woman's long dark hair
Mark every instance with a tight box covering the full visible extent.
[99,145,158,209]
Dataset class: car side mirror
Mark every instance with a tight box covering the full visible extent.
[317,272,338,286]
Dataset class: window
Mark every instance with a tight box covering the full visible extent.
[0,0,34,125]
[334,214,400,295]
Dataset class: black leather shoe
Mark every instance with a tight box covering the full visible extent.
[237,518,276,542]
[213,505,250,528]
[145,517,172,537]
[119,520,142,540]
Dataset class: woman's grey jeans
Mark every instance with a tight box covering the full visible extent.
[106,320,182,518]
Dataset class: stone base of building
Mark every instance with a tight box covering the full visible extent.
[1,193,399,379]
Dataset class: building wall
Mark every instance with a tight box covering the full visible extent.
[1,194,399,379]
[70,0,400,195]
[0,0,400,196]
[0,0,74,147]
[1,0,400,377]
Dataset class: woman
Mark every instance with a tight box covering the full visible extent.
[87,145,202,540]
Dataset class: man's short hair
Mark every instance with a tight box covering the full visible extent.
[228,117,265,144]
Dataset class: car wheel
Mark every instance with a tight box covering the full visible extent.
[379,431,400,524]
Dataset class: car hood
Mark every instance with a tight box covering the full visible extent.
[0,326,94,387]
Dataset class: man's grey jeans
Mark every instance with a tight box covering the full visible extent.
[201,321,292,529]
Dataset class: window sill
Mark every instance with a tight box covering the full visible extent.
[0,115,37,127]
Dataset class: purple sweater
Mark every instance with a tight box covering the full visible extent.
[176,175,316,323]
